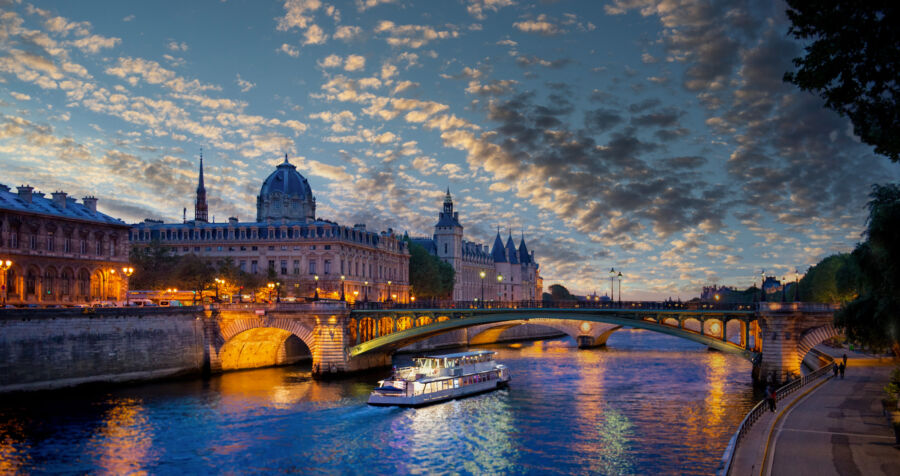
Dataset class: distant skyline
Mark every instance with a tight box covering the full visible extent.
[1,0,896,299]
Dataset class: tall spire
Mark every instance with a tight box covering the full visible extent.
[194,148,208,223]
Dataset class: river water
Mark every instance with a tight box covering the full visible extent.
[0,330,758,475]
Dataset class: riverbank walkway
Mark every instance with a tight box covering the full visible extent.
[731,347,899,475]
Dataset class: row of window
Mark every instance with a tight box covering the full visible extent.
[133,226,401,251]
[3,234,118,256]
[232,257,404,280]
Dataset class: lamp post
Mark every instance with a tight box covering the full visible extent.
[387,280,392,303]
[276,282,281,303]
[340,275,346,301]
[267,282,275,302]
[353,290,359,303]
[617,271,623,304]
[479,270,486,307]
[760,270,766,302]
[609,268,616,302]
[313,275,319,301]
[214,277,223,302]
[794,269,800,302]
[122,267,134,306]
[781,276,787,302]
[364,280,369,302]
[497,274,503,303]
[1,259,12,307]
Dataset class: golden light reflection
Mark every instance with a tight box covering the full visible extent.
[703,352,728,429]
[86,398,154,475]
[0,419,30,474]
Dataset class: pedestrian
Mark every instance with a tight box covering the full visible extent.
[765,384,776,412]
[832,363,839,378]
[842,353,847,367]
[839,362,845,379]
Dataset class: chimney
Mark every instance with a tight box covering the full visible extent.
[17,185,33,203]
[52,191,68,209]
[228,216,238,224]
[82,196,98,212]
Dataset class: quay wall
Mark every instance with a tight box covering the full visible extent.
[0,308,205,393]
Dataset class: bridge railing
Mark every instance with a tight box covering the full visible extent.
[349,300,754,312]
[716,351,835,475]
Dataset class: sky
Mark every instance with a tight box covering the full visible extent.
[1,0,897,299]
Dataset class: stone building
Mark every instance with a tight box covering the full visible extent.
[0,184,131,306]
[411,191,541,302]
[129,155,410,302]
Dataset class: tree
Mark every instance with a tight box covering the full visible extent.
[129,240,177,290]
[783,1,899,161]
[547,284,576,301]
[836,184,900,355]
[798,253,859,303]
[404,239,455,299]
[173,254,214,303]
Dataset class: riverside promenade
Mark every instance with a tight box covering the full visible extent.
[730,348,899,475]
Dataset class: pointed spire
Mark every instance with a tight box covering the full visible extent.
[283,153,290,164]
[491,229,507,263]
[197,148,205,191]
[194,149,208,223]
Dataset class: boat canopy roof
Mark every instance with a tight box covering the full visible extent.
[416,350,495,360]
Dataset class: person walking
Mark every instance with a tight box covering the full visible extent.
[839,362,845,379]
[832,363,839,378]
[842,353,847,367]
[765,384,777,412]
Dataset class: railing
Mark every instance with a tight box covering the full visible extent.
[350,300,755,312]
[716,352,835,475]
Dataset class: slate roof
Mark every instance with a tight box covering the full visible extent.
[518,237,531,264]
[259,155,313,199]
[505,233,519,264]
[0,184,126,226]
[411,237,437,254]
[491,232,507,262]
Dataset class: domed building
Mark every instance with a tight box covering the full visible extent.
[129,155,410,302]
[256,155,316,222]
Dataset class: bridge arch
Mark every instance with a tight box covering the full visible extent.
[349,311,757,361]
[796,323,841,363]
[216,318,316,371]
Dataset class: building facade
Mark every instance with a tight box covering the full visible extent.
[0,185,131,306]
[130,155,410,302]
[412,191,541,302]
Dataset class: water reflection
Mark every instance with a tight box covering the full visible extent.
[86,398,154,475]
[0,419,30,474]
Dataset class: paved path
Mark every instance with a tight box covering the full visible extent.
[767,365,900,476]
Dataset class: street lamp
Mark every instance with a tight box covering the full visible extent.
[340,275,346,301]
[609,268,616,302]
[617,271,623,303]
[122,267,134,306]
[782,276,787,302]
[760,269,766,302]
[1,259,12,307]
[480,270,486,306]
[313,275,319,301]
[276,282,282,303]
[267,282,275,302]
[364,280,369,302]
[793,269,801,302]
[214,277,224,302]
[497,274,503,302]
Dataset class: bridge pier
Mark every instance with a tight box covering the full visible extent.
[755,303,837,385]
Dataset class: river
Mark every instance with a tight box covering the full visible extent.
[0,329,757,475]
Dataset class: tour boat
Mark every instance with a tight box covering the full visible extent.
[368,350,510,407]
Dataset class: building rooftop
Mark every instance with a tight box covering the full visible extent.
[0,184,126,226]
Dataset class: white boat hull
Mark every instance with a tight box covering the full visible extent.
[368,374,509,407]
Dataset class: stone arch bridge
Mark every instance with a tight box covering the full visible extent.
[205,301,838,384]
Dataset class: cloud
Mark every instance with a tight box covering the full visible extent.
[235,74,255,92]
[356,0,397,11]
[343,54,365,71]
[10,91,31,101]
[467,0,515,20]
[303,24,327,45]
[69,34,121,54]
[318,54,342,68]
[513,14,561,36]
[276,0,322,31]
[374,21,459,49]
[334,25,362,41]
[167,40,188,52]
[279,43,300,57]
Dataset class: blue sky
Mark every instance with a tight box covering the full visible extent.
[1,0,896,299]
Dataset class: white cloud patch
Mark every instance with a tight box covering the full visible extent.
[334,25,362,41]
[279,43,300,57]
[167,40,189,52]
[467,0,515,20]
[343,54,365,71]
[374,21,459,49]
[235,74,255,92]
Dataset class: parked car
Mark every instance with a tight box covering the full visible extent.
[158,300,183,307]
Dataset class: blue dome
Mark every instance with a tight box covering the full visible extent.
[256,155,316,222]
[259,158,312,199]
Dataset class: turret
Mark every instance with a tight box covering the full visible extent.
[195,150,209,223]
